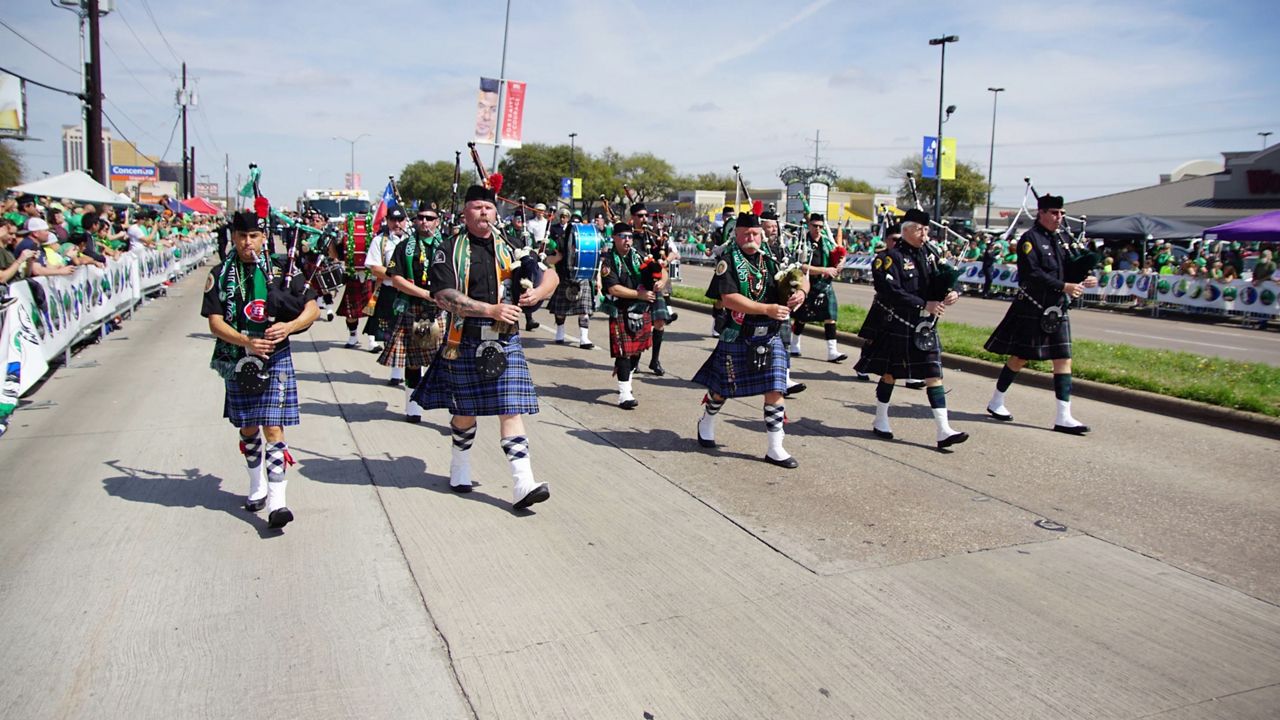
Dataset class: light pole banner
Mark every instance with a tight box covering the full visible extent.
[941,137,957,180]
[572,178,582,200]
[922,136,938,179]
[499,80,527,148]
[473,77,500,145]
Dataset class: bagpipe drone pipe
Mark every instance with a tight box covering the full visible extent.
[1024,178,1100,284]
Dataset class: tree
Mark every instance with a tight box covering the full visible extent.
[496,143,576,206]
[834,177,883,194]
[398,160,476,209]
[889,155,990,218]
[673,172,738,193]
[0,141,24,189]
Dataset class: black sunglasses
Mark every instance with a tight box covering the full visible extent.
[417,215,438,221]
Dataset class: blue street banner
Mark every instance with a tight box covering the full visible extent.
[922,136,939,179]
[559,177,572,199]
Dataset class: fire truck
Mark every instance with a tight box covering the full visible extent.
[297,188,372,223]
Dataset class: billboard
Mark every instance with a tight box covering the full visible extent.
[0,73,27,138]
[110,165,157,179]
[473,77,499,145]
[195,182,219,197]
[499,80,526,148]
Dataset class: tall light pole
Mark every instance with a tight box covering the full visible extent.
[333,133,370,189]
[929,34,959,221]
[491,0,513,173]
[984,87,1004,229]
[568,132,577,212]
[1261,131,1273,149]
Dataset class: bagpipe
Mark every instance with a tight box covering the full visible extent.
[1025,178,1099,283]
[271,210,347,294]
[903,171,963,302]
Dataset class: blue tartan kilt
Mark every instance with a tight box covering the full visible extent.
[412,321,540,417]
[793,277,838,323]
[854,320,943,380]
[692,328,789,398]
[984,298,1073,360]
[547,279,596,317]
[223,349,300,428]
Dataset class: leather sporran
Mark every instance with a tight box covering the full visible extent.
[233,355,270,395]
[475,340,508,381]
[912,320,939,352]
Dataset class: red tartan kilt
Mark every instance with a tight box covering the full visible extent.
[609,312,653,358]
[338,278,375,318]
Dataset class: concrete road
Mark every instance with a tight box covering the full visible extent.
[1,266,1277,719]
[678,264,1280,365]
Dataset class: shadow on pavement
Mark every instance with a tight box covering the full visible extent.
[295,370,391,387]
[100,460,281,538]
[299,398,392,424]
[292,450,520,514]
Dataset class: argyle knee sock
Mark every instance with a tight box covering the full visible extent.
[265,441,292,512]
[239,432,266,502]
[502,435,539,499]
[698,394,724,442]
[450,423,476,489]
[764,403,789,460]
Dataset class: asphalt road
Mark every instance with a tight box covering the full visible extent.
[1,266,1277,719]
[678,263,1280,366]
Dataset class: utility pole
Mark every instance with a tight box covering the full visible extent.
[180,62,189,198]
[491,0,513,174]
[810,129,821,172]
[224,153,230,212]
[189,146,196,198]
[85,0,105,183]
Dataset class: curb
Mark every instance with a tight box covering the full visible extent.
[667,297,1280,441]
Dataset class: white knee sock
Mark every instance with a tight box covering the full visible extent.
[764,403,789,460]
[933,408,959,442]
[555,323,566,342]
[1056,400,1083,427]
[450,424,475,488]
[265,441,290,512]
[874,402,892,434]
[988,389,1009,415]
[618,379,635,404]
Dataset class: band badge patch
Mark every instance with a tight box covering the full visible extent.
[204,272,216,293]
[433,249,447,265]
[1021,241,1032,255]
[882,256,893,270]
[873,257,882,270]
[714,260,728,276]
[903,260,916,270]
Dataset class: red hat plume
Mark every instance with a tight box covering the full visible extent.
[487,172,504,194]
[752,199,763,216]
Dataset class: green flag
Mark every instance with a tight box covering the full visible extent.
[238,166,261,198]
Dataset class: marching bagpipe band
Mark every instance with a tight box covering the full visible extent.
[1023,177,1099,284]
[903,171,964,303]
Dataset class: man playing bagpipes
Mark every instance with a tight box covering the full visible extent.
[629,203,676,375]
[694,211,809,469]
[600,222,657,409]
[760,208,807,397]
[710,205,736,337]
[791,213,850,363]
[364,209,409,379]
[412,182,558,509]
[544,208,596,350]
[377,206,447,422]
[854,209,968,449]
[202,210,320,530]
[983,193,1098,434]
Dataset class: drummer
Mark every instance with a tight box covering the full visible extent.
[544,211,597,349]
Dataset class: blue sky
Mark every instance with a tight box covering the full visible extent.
[5,0,1279,207]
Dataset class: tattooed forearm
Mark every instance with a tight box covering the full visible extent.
[435,288,487,317]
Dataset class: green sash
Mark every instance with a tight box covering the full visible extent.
[209,257,270,379]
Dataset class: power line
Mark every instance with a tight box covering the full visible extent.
[0,64,83,98]
[135,0,183,65]
[114,2,174,77]
[158,110,181,162]
[102,36,162,104]
[195,105,222,156]
[103,96,161,143]
[0,18,79,74]
[101,106,144,158]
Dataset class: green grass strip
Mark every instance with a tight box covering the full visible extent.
[671,284,1280,417]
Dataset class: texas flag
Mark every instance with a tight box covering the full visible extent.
[371,179,397,232]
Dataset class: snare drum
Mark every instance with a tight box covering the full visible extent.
[316,259,346,294]
[570,223,601,282]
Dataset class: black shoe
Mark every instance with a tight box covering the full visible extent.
[244,496,266,512]
[619,399,638,410]
[987,407,1013,422]
[267,507,294,529]
[667,312,679,324]
[763,454,799,469]
[387,377,403,387]
[872,427,894,440]
[697,424,717,448]
[783,383,807,397]
[513,483,550,510]
[526,320,540,331]
[937,431,969,449]
[1053,423,1090,435]
[450,482,473,494]
[827,353,848,363]
[853,372,872,382]
[649,361,665,376]
[580,342,595,350]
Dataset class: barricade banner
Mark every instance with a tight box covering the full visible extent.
[0,238,212,423]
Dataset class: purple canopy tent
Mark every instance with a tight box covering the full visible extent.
[1205,210,1280,244]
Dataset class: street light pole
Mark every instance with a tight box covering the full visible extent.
[333,133,370,189]
[929,34,959,221]
[1260,131,1273,149]
[568,132,577,212]
[985,87,1004,229]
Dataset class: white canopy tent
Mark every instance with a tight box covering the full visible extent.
[9,170,135,206]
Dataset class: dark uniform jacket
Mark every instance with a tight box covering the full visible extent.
[870,242,934,321]
[1016,222,1069,309]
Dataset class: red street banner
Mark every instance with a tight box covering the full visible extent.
[499,80,526,148]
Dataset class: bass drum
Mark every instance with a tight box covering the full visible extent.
[570,222,601,282]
